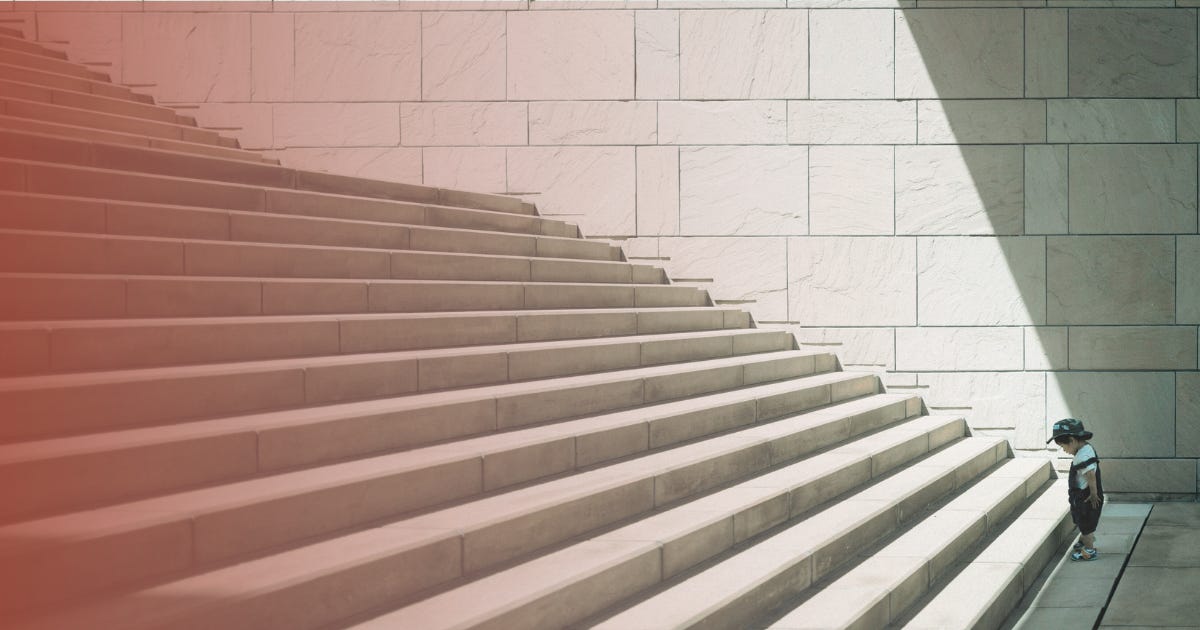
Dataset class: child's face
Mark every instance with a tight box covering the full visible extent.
[1055,437,1080,455]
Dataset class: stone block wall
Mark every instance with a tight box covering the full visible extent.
[7,0,1198,497]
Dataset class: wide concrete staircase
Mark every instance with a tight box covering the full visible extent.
[0,23,1075,629]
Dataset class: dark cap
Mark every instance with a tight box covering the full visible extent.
[1046,418,1093,444]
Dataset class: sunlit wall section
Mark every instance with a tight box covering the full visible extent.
[7,0,1197,498]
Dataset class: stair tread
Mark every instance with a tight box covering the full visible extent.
[0,34,69,59]
[1,94,224,142]
[0,113,269,162]
[0,77,184,122]
[0,47,107,81]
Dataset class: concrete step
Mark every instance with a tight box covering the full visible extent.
[0,159,564,237]
[0,362,870,524]
[895,481,1073,630]
[0,114,272,163]
[587,435,1008,630]
[0,78,187,124]
[0,343,829,444]
[351,418,980,630]
[0,392,923,622]
[1,95,227,146]
[0,47,109,82]
[0,35,69,60]
[0,61,148,103]
[764,458,1054,629]
[0,189,577,245]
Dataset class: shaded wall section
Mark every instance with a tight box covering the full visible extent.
[5,0,1197,497]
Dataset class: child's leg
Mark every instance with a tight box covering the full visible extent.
[1080,532,1095,549]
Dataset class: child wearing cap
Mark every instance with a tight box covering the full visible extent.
[1048,418,1104,561]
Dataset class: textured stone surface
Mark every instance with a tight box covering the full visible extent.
[423,147,507,193]
[529,101,657,146]
[1068,9,1197,97]
[917,100,1045,144]
[780,327,894,371]
[293,13,420,101]
[508,146,635,236]
[1181,237,1200,324]
[194,103,273,150]
[1046,371,1175,457]
[809,146,894,235]
[896,9,1024,99]
[1179,373,1200,457]
[1025,8,1067,97]
[39,12,124,85]
[635,10,679,100]
[1025,327,1067,371]
[679,146,806,236]
[788,100,915,144]
[1047,236,1175,325]
[659,237,787,321]
[636,146,679,236]
[1024,145,1068,235]
[1178,100,1200,141]
[1068,327,1197,371]
[274,103,400,148]
[507,11,634,100]
[679,9,806,99]
[121,13,252,102]
[896,145,1023,235]
[917,237,1046,326]
[896,327,1023,371]
[422,11,506,101]
[1048,99,1174,143]
[658,101,786,145]
[809,9,892,98]
[918,372,1045,448]
[1068,144,1197,234]
[250,13,294,102]
[271,147,422,184]
[401,102,527,147]
[788,237,916,326]
[1106,461,1198,495]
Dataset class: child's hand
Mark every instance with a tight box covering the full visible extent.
[1088,492,1101,508]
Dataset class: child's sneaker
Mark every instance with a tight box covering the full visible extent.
[1071,547,1099,561]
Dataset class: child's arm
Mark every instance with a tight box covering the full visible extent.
[1085,469,1100,507]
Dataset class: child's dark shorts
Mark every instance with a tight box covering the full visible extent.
[1070,495,1103,536]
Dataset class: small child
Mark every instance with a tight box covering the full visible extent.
[1047,418,1104,561]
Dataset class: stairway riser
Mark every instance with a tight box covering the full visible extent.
[3,98,222,146]
[0,36,69,60]
[0,48,107,81]
[0,114,265,162]
[0,80,181,123]
[0,62,141,102]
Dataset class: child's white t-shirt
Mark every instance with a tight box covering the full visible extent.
[1073,443,1098,489]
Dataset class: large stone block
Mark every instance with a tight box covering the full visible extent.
[250,14,293,102]
[294,13,420,101]
[636,10,679,100]
[508,146,635,236]
[1024,145,1068,235]
[918,372,1045,449]
[1102,458,1197,494]
[194,103,273,150]
[1068,144,1197,234]
[422,12,506,101]
[1068,327,1197,371]
[274,103,400,148]
[777,326,894,371]
[1181,236,1200,324]
[809,146,894,236]
[917,100,1046,144]
[679,146,806,236]
[1047,236,1175,325]
[121,13,252,103]
[401,102,527,147]
[1025,8,1067,97]
[809,9,892,98]
[658,101,786,145]
[1026,326,1067,371]
[530,101,657,145]
[788,100,915,144]
[787,236,916,326]
[1179,373,1200,457]
[896,327,1023,371]
[1178,100,1200,141]
[1068,9,1196,97]
[636,146,679,236]
[507,11,634,100]
[896,145,1023,235]
[896,9,1024,99]
[423,147,507,193]
[917,236,1046,326]
[1048,99,1174,143]
[1046,371,1175,458]
[270,147,422,184]
[659,237,787,321]
[38,13,124,84]
[679,9,806,99]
